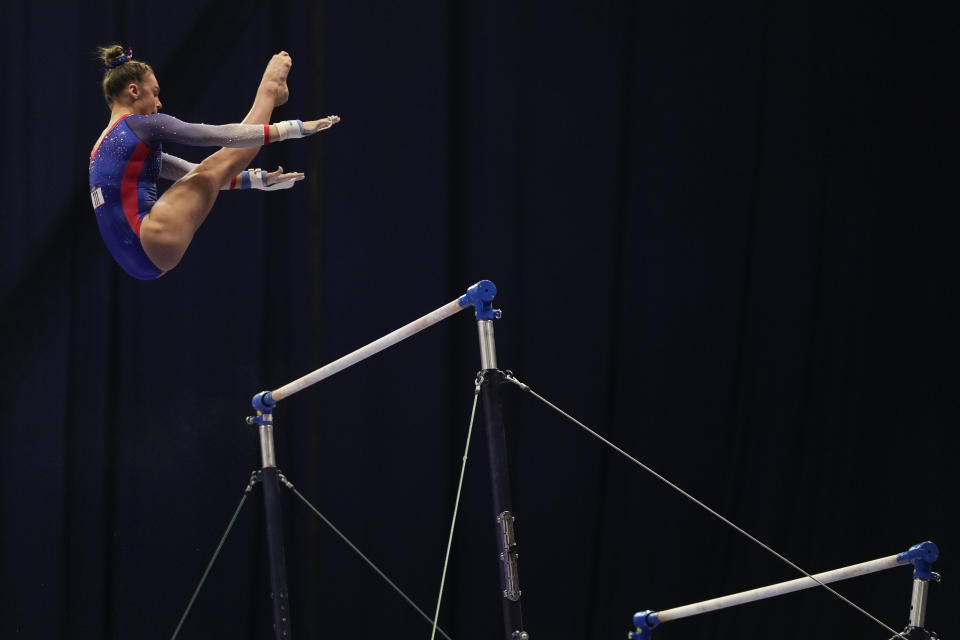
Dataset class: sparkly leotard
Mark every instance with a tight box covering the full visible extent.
[88,113,269,279]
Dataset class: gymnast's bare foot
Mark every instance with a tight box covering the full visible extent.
[259,52,292,106]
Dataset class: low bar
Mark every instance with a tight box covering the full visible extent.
[253,281,497,409]
[661,555,897,623]
[630,541,939,640]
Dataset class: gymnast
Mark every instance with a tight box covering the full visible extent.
[89,45,339,279]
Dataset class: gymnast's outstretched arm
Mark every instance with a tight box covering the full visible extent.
[160,153,304,191]
[128,113,339,148]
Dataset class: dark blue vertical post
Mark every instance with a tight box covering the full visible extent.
[251,394,294,640]
[480,364,526,640]
[261,465,292,640]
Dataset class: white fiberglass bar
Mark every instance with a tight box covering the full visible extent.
[657,554,901,624]
[270,298,466,403]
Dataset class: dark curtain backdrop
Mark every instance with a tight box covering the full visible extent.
[1,1,955,639]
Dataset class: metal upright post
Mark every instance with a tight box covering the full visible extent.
[250,397,294,640]
[462,281,529,640]
[909,579,930,628]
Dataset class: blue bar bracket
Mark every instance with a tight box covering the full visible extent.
[251,390,277,418]
[629,610,660,640]
[898,541,940,581]
[459,280,502,320]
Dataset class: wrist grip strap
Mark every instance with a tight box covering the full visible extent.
[273,119,305,141]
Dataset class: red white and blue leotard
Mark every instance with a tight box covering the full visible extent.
[88,113,270,279]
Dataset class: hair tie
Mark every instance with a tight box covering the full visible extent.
[109,48,134,68]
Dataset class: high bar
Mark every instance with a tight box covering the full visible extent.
[252,281,499,411]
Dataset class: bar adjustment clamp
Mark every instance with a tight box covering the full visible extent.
[629,611,659,640]
[459,280,501,320]
[897,541,940,581]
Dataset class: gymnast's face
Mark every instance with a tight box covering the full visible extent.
[129,72,162,115]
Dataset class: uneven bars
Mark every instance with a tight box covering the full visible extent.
[252,281,499,411]
[630,541,938,638]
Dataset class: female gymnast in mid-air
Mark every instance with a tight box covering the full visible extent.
[89,45,339,279]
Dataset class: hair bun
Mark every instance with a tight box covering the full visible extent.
[100,44,131,68]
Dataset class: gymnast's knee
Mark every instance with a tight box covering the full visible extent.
[178,162,224,193]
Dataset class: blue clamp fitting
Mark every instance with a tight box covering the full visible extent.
[628,610,660,640]
[458,280,502,320]
[897,541,939,580]
[252,390,276,413]
[248,412,274,426]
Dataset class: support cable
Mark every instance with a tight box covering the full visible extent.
[429,373,483,640]
[170,472,259,640]
[502,372,907,640]
[281,474,455,640]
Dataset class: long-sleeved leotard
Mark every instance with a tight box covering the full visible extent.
[88,113,277,279]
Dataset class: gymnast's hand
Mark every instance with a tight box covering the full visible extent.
[251,166,304,191]
[266,166,304,186]
[302,115,340,135]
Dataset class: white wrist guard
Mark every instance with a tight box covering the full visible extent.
[245,168,296,191]
[273,119,305,141]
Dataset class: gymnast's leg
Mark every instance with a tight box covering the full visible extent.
[140,52,292,273]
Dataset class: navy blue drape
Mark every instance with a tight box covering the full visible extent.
[1,1,955,638]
